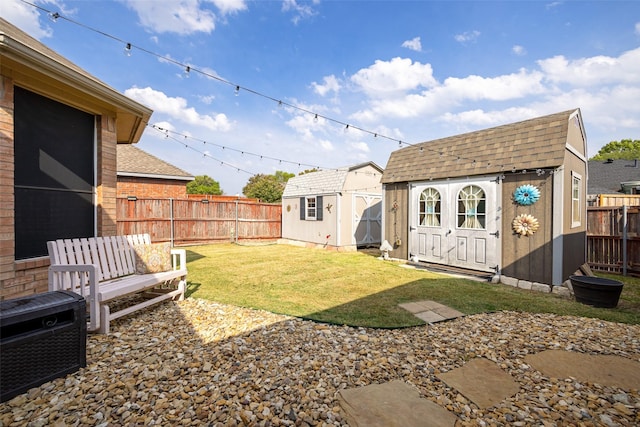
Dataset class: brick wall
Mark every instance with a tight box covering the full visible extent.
[0,76,121,300]
[117,176,189,199]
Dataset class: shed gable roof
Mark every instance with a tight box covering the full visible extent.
[382,109,578,184]
[283,162,383,198]
[117,144,194,181]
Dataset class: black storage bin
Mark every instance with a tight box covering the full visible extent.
[1,290,86,403]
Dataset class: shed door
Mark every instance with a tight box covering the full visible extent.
[353,194,382,246]
[409,177,500,273]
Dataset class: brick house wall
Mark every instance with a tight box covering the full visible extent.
[118,176,189,199]
[0,76,120,299]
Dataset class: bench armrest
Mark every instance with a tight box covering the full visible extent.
[171,248,187,271]
[48,263,100,331]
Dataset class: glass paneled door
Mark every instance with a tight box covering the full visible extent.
[409,176,500,272]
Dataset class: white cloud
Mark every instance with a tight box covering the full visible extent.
[208,0,247,15]
[538,47,640,86]
[402,37,422,52]
[3,0,77,40]
[512,45,527,56]
[119,0,217,34]
[441,69,546,101]
[125,86,232,131]
[311,75,341,97]
[350,57,437,98]
[281,0,319,25]
[636,22,640,35]
[349,141,370,153]
[454,30,480,43]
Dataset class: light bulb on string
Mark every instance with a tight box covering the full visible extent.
[314,114,318,123]
[48,12,60,22]
[235,86,240,96]
[124,43,132,57]
[184,66,191,78]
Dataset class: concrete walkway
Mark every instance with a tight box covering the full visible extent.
[338,301,640,427]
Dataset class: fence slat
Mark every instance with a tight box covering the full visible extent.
[117,198,281,245]
[587,206,640,276]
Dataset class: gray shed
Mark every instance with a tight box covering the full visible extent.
[281,162,383,250]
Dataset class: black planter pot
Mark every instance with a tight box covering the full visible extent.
[569,275,624,308]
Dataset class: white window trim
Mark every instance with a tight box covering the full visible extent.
[306,196,317,220]
[571,171,582,228]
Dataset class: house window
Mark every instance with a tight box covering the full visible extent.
[14,87,95,260]
[307,197,317,219]
[572,172,582,227]
[457,185,486,229]
[299,196,323,221]
[419,188,441,227]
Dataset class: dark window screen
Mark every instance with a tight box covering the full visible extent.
[14,87,95,259]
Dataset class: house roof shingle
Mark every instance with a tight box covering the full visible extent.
[382,109,578,184]
[588,159,640,194]
[117,144,194,181]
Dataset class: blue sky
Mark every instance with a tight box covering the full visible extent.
[5,0,640,195]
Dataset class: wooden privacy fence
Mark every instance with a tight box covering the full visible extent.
[117,197,282,246]
[587,206,640,276]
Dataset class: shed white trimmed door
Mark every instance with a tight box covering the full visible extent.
[409,176,500,273]
[353,194,382,246]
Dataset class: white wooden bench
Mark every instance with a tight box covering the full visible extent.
[47,234,187,334]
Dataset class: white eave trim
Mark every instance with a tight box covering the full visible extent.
[0,33,153,118]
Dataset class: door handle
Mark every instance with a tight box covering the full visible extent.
[490,230,500,238]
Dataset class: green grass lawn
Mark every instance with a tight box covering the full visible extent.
[184,243,640,328]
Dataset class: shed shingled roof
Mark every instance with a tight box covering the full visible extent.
[283,162,383,198]
[117,144,194,180]
[382,109,578,184]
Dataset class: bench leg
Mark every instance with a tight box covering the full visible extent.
[176,280,186,301]
[99,304,111,334]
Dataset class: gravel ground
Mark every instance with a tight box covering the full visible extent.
[1,298,639,426]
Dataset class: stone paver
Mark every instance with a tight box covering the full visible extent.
[399,300,464,323]
[525,349,640,390]
[338,380,458,427]
[437,358,521,409]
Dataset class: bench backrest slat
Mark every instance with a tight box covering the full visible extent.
[49,234,151,282]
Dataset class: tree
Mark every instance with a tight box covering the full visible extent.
[590,139,640,161]
[242,171,294,203]
[187,175,223,195]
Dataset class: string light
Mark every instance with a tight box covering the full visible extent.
[22,0,525,171]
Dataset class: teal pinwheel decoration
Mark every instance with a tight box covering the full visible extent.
[513,184,540,206]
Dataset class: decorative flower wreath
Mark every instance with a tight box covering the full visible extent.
[513,184,540,206]
[512,214,540,236]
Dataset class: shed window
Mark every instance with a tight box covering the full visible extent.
[299,196,323,221]
[419,188,441,227]
[457,185,486,229]
[572,172,582,227]
[14,87,96,260]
